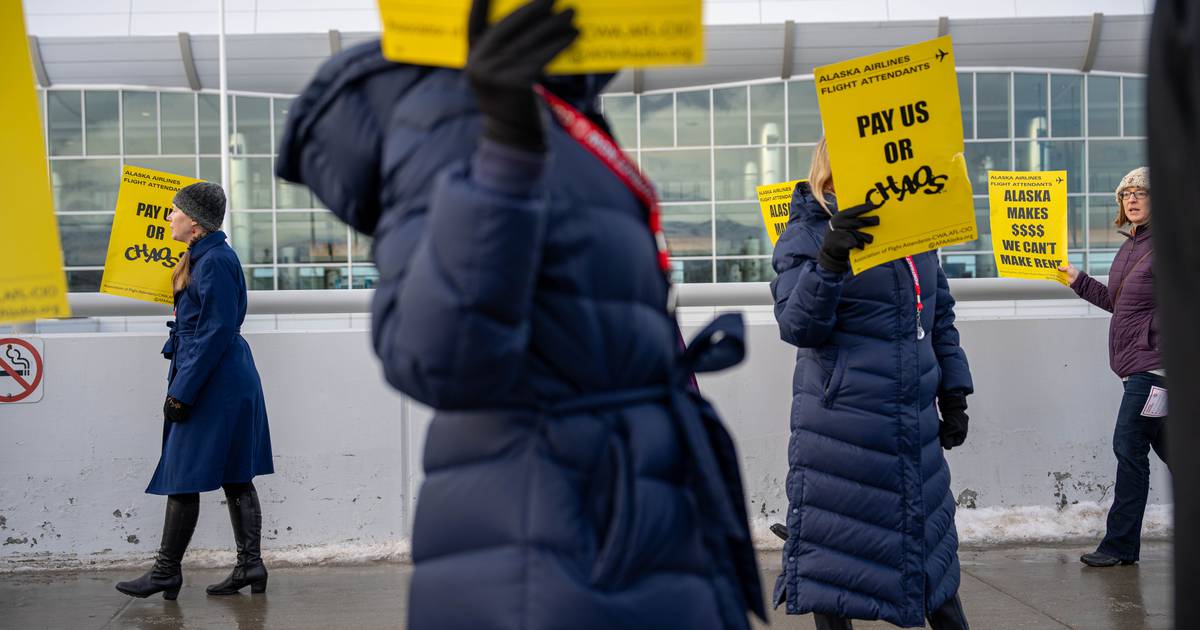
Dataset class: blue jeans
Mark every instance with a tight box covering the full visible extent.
[1097,372,1169,561]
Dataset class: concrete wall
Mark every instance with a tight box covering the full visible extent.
[0,311,1169,566]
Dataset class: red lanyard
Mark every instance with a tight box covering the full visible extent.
[534,85,672,279]
[904,255,925,340]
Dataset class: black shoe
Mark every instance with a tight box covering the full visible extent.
[770,523,788,541]
[207,484,268,595]
[813,613,853,630]
[116,495,199,600]
[1080,551,1136,567]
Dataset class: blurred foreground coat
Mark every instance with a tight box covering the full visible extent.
[277,42,763,630]
[147,231,273,495]
[770,183,973,627]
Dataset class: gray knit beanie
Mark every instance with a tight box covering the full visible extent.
[174,182,226,233]
[1115,166,1149,204]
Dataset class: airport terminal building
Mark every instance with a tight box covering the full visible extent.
[24,0,1152,291]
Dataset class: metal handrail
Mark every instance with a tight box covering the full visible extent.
[63,277,1088,318]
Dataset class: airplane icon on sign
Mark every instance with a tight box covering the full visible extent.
[936,49,948,62]
[1057,177,1064,183]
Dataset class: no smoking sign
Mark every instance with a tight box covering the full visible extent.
[0,337,44,404]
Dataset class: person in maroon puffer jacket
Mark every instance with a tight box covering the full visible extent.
[1061,166,1170,568]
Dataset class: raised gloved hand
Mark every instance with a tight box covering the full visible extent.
[164,395,191,423]
[464,0,580,152]
[938,393,969,450]
[818,202,880,273]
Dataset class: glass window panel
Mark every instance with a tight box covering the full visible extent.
[351,231,373,263]
[714,86,748,145]
[601,95,636,147]
[750,83,785,146]
[1088,251,1117,276]
[50,159,120,212]
[639,93,673,148]
[279,266,349,290]
[1013,73,1048,138]
[976,73,1011,139]
[941,253,997,279]
[1123,77,1145,137]
[958,73,974,140]
[273,98,294,151]
[198,94,224,155]
[1088,140,1146,194]
[676,90,710,147]
[1087,76,1120,137]
[230,212,273,264]
[122,91,158,154]
[126,157,196,178]
[661,203,712,256]
[229,157,273,210]
[243,267,276,291]
[160,93,196,155]
[1050,75,1083,137]
[47,91,83,156]
[789,145,814,180]
[57,214,113,266]
[234,96,271,155]
[276,178,315,209]
[276,211,348,263]
[352,265,379,289]
[716,202,771,256]
[945,198,989,253]
[963,142,1010,190]
[1013,140,1084,192]
[641,150,710,202]
[199,157,222,187]
[84,91,119,155]
[670,259,712,284]
[715,147,780,201]
[717,258,775,283]
[1088,195,1125,249]
[66,270,103,293]
[1068,196,1085,251]
[788,80,821,143]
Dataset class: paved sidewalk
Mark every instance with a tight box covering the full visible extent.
[0,544,1172,629]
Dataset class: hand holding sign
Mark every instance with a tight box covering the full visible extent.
[819,202,881,273]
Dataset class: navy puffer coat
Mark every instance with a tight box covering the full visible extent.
[769,182,973,627]
[277,42,763,630]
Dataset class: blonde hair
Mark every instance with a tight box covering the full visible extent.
[171,227,209,295]
[808,137,835,215]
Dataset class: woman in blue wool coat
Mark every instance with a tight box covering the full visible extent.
[116,182,273,600]
[770,140,974,630]
[276,1,763,629]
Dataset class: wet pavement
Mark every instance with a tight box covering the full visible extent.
[0,544,1172,629]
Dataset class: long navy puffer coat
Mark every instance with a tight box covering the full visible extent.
[277,42,763,630]
[147,230,273,495]
[769,182,973,627]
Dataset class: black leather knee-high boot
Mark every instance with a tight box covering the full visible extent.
[207,482,268,595]
[115,494,199,600]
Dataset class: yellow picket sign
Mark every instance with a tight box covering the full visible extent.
[100,167,204,305]
[377,0,703,73]
[988,171,1070,285]
[814,36,977,274]
[756,180,804,246]
[0,3,71,324]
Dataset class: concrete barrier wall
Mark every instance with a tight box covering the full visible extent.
[0,311,1169,566]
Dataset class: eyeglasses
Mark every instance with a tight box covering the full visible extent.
[1119,190,1149,201]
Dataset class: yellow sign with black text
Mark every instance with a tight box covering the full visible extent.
[100,167,203,305]
[377,0,703,73]
[988,171,1070,285]
[0,2,71,324]
[814,36,976,274]
[757,180,804,246]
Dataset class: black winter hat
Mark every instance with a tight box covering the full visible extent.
[173,182,226,232]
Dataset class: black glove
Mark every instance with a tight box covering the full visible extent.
[818,201,880,273]
[464,0,580,151]
[938,394,969,450]
[164,395,191,423]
